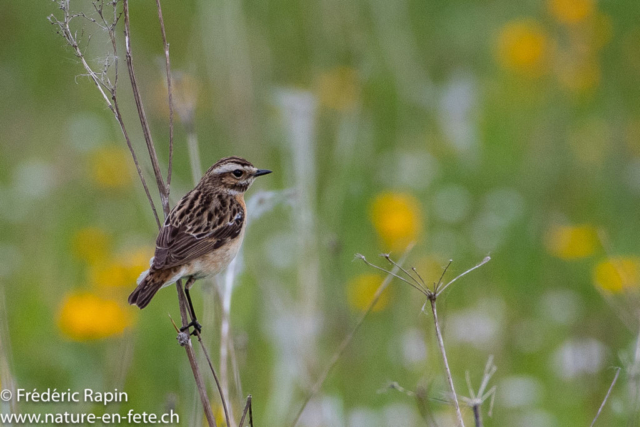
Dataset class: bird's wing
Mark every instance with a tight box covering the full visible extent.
[152,190,244,270]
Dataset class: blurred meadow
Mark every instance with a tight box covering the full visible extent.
[1,0,640,425]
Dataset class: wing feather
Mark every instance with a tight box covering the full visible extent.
[152,190,244,270]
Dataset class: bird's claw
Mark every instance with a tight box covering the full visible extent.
[180,320,202,336]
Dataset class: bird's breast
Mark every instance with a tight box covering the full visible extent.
[186,228,245,279]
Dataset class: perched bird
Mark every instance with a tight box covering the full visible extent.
[128,156,271,333]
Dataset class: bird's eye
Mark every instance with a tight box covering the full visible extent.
[232,169,243,178]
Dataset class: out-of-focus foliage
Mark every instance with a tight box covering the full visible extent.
[1,0,640,425]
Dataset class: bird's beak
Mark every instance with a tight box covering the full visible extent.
[254,169,272,177]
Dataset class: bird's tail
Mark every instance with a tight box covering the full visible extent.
[128,269,170,309]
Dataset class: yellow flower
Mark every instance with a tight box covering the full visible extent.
[545,224,598,260]
[316,67,360,111]
[497,19,550,77]
[90,247,153,289]
[347,273,391,313]
[548,0,594,25]
[58,292,133,341]
[90,146,133,189]
[72,227,112,265]
[593,257,640,293]
[370,192,422,251]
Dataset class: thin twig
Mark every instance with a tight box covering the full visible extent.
[154,0,175,189]
[239,395,253,427]
[112,101,162,228]
[434,260,453,292]
[220,258,238,427]
[357,253,429,296]
[430,299,465,427]
[122,0,169,215]
[360,254,491,427]
[49,0,161,227]
[136,0,220,419]
[472,405,481,427]
[437,256,491,297]
[383,253,429,294]
[478,356,496,397]
[176,283,217,427]
[379,381,416,397]
[51,2,217,424]
[194,330,232,427]
[120,9,220,424]
[411,267,427,288]
[97,0,160,228]
[465,371,476,401]
[590,367,621,427]
[462,357,497,427]
[290,246,415,427]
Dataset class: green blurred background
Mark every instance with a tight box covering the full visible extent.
[1,0,640,425]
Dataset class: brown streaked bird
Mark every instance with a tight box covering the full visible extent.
[128,156,271,333]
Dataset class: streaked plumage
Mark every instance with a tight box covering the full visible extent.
[128,156,271,311]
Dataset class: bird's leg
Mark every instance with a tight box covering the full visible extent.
[180,277,202,335]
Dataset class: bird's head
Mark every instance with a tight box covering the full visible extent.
[203,156,271,194]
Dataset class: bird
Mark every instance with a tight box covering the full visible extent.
[128,156,271,333]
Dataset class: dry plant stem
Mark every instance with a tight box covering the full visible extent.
[361,254,491,427]
[176,283,217,427]
[472,405,481,427]
[462,356,497,425]
[220,260,238,427]
[99,1,161,229]
[361,257,428,296]
[239,395,253,427]
[53,2,231,425]
[436,256,491,297]
[48,1,161,228]
[590,367,621,427]
[430,298,465,427]
[122,0,170,215]
[289,247,414,427]
[51,2,219,425]
[154,0,175,187]
[113,102,162,228]
[193,330,232,427]
[123,1,217,422]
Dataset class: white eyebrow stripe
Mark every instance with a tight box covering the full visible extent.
[214,163,247,174]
